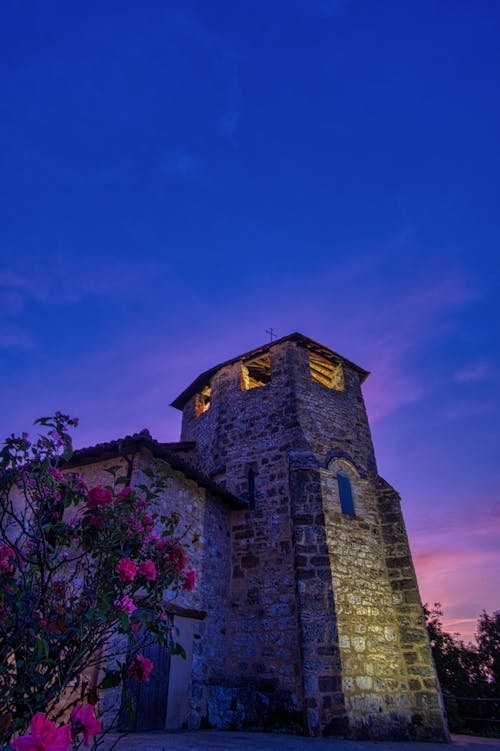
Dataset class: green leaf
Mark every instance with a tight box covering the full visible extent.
[36,636,49,659]
[118,611,129,631]
[171,642,186,659]
[100,669,123,690]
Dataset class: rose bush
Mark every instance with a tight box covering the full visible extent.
[0,413,196,749]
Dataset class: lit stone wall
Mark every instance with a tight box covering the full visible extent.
[376,479,448,739]
[321,463,415,738]
[321,475,447,741]
[290,342,448,740]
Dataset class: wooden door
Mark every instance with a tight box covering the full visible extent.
[119,638,171,731]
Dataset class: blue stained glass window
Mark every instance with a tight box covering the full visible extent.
[337,473,355,515]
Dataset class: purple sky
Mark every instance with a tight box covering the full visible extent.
[1,0,499,642]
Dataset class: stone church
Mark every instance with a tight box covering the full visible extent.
[69,333,449,740]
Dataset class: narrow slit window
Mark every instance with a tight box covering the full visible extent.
[337,473,355,515]
[194,385,211,418]
[309,354,344,391]
[241,354,271,390]
[248,467,256,509]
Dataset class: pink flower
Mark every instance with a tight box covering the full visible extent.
[159,540,188,574]
[130,616,142,636]
[70,704,102,746]
[47,466,65,482]
[86,513,103,530]
[127,653,154,682]
[72,473,87,493]
[87,486,113,510]
[116,557,137,582]
[183,569,196,592]
[113,595,136,615]
[11,712,71,751]
[0,544,15,576]
[49,431,65,447]
[138,559,156,581]
[117,486,132,501]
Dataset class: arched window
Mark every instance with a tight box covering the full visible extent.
[336,472,355,515]
[326,456,364,517]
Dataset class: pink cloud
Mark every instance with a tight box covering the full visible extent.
[410,510,500,642]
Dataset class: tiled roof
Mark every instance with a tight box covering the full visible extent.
[65,430,245,509]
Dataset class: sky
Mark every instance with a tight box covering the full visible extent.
[1,0,499,642]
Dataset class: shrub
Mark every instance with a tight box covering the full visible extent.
[0,414,195,749]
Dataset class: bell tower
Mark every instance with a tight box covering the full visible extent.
[171,333,449,740]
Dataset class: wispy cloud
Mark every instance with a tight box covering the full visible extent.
[244,250,480,421]
[290,0,351,18]
[454,362,494,383]
[0,256,173,349]
[410,506,500,641]
[0,325,34,349]
[218,74,242,138]
[160,149,201,180]
[219,108,240,138]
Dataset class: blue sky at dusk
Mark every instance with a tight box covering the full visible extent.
[1,0,499,641]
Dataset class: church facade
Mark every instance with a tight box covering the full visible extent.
[70,333,449,740]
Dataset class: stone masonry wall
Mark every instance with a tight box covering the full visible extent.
[376,479,449,740]
[288,343,448,740]
[288,342,383,736]
[181,343,308,730]
[179,337,449,739]
[132,451,232,727]
[288,457,348,736]
[321,462,417,739]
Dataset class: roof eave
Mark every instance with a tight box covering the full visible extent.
[64,434,246,509]
[170,332,370,410]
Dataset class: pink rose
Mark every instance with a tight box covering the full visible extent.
[87,487,113,510]
[138,559,156,581]
[0,544,15,576]
[11,712,71,751]
[183,569,196,592]
[127,653,154,682]
[86,513,103,530]
[70,704,102,746]
[113,595,136,615]
[47,466,65,482]
[117,486,132,501]
[159,541,188,574]
[116,557,137,582]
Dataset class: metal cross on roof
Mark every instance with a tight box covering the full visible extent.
[266,327,276,342]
